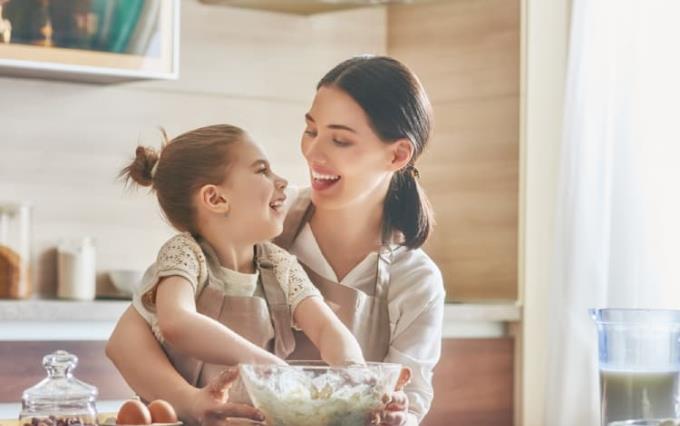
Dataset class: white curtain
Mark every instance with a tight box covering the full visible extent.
[545,0,680,424]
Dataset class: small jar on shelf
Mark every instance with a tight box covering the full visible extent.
[0,202,32,299]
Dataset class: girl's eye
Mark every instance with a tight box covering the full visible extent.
[257,167,268,174]
[304,129,317,137]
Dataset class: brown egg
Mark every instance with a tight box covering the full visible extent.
[116,399,152,425]
[148,399,178,424]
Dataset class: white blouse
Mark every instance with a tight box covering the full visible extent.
[289,222,446,422]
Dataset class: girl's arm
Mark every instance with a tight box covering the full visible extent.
[293,296,365,365]
[105,306,265,425]
[155,276,286,366]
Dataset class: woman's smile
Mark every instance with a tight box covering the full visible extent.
[310,166,341,192]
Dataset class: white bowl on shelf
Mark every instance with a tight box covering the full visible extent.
[107,269,143,296]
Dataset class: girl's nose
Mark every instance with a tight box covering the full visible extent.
[275,175,288,190]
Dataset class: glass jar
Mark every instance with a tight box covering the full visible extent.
[20,350,99,426]
[0,202,32,298]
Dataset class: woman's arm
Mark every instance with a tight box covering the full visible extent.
[106,306,265,425]
[155,276,285,366]
[293,296,365,365]
[106,306,195,409]
[379,262,446,426]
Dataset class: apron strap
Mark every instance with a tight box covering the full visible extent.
[274,188,314,250]
[256,243,296,359]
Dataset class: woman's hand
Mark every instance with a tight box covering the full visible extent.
[371,367,413,426]
[188,368,265,426]
[379,390,409,426]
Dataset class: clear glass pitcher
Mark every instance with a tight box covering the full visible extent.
[591,309,680,426]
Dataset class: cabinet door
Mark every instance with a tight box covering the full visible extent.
[423,338,514,426]
[0,341,132,402]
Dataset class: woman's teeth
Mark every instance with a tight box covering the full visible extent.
[312,171,340,181]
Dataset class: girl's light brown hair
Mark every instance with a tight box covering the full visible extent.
[120,124,245,235]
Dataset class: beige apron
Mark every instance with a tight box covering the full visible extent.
[274,189,392,362]
[161,242,296,388]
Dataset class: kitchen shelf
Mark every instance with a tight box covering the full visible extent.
[0,0,179,83]
[0,300,520,340]
[0,300,128,322]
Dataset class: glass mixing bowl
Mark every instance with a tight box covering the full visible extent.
[238,361,402,426]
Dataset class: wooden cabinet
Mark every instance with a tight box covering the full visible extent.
[0,341,132,403]
[423,338,514,426]
[0,338,514,425]
[0,0,179,83]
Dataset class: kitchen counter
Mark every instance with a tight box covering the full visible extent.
[0,404,123,423]
[0,300,521,339]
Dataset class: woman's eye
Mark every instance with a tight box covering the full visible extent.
[304,129,317,137]
[257,167,268,174]
[332,139,351,147]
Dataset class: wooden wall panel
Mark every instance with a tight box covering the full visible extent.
[0,341,133,402]
[423,338,514,426]
[388,0,520,301]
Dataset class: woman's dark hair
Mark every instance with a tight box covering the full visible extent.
[120,124,244,235]
[318,55,434,249]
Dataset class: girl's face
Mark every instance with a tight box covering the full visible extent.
[301,86,398,211]
[218,136,288,242]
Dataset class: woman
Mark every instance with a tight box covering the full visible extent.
[107,56,445,426]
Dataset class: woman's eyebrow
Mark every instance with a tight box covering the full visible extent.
[305,113,357,133]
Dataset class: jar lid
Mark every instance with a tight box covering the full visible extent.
[0,203,31,214]
[22,350,98,404]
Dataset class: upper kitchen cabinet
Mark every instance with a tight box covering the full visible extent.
[0,0,179,83]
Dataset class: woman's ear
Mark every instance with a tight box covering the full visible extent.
[389,139,414,171]
[198,185,230,214]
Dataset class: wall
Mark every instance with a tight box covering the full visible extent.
[0,1,386,297]
[388,0,521,301]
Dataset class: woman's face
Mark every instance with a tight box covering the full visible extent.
[219,136,288,241]
[301,86,397,211]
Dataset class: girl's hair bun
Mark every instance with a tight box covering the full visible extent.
[120,145,160,188]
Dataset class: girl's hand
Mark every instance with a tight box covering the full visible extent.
[370,367,412,426]
[189,368,265,426]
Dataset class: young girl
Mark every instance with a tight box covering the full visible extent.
[119,124,364,390]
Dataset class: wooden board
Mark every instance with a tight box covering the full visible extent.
[424,338,514,425]
[0,341,133,403]
[388,0,521,301]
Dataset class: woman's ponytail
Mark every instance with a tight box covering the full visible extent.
[383,166,434,249]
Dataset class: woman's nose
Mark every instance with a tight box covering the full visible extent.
[302,135,325,163]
